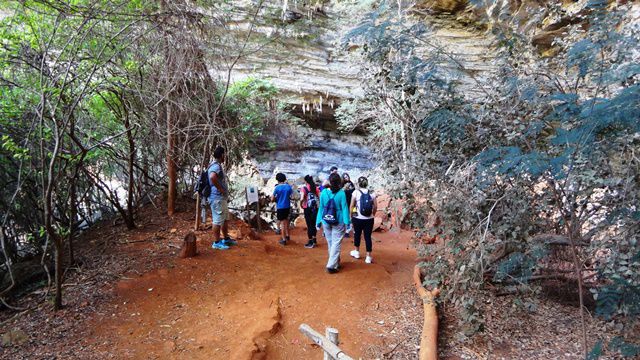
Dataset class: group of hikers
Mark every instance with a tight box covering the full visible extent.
[203,146,378,274]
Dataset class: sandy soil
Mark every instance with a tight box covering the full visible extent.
[83,219,417,359]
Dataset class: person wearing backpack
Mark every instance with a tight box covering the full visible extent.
[208,146,236,250]
[272,173,293,245]
[349,176,378,264]
[301,175,320,248]
[316,172,351,274]
[342,173,355,238]
[196,165,213,226]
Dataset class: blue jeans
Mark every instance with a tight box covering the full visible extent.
[323,223,346,270]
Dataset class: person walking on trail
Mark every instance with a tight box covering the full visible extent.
[349,176,378,264]
[208,146,236,250]
[316,172,351,274]
[272,173,293,246]
[301,175,320,248]
[342,173,355,238]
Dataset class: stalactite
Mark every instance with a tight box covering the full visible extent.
[282,0,288,22]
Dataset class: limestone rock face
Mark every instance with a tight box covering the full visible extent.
[252,123,375,181]
[218,1,638,183]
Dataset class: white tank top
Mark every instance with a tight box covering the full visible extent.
[353,189,375,220]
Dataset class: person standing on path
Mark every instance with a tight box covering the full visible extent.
[342,173,355,238]
[301,175,320,248]
[272,173,293,245]
[322,166,339,188]
[208,146,236,250]
[316,173,351,273]
[349,176,378,264]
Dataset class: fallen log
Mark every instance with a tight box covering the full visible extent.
[413,265,440,360]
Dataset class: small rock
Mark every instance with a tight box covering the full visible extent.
[162,340,176,352]
[1,329,28,346]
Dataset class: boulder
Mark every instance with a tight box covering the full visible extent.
[283,10,303,23]
[238,221,261,240]
[376,193,392,213]
[294,215,307,229]
[373,216,384,232]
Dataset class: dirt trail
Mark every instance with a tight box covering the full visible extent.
[87,221,417,359]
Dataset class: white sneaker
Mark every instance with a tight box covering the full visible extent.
[365,256,373,264]
[350,250,360,259]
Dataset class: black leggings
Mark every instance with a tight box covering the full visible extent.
[303,207,318,239]
[353,217,374,252]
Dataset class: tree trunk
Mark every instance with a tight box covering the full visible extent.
[166,101,177,216]
[67,116,77,265]
[179,232,197,258]
[68,175,77,265]
[124,109,137,229]
[194,194,201,230]
[53,238,63,310]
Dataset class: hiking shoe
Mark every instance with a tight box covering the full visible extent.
[279,239,287,246]
[365,255,373,264]
[350,250,360,259]
[221,237,237,246]
[212,241,229,250]
[344,232,350,238]
[275,228,281,235]
[304,240,316,248]
[326,268,339,274]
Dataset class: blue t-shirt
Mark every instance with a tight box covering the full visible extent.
[273,183,292,209]
[207,161,228,200]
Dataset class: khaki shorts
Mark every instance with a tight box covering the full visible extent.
[210,198,229,226]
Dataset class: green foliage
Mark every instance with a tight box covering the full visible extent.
[1,135,30,160]
[223,77,284,142]
[340,0,640,348]
[0,0,294,278]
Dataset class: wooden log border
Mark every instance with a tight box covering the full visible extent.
[299,324,354,360]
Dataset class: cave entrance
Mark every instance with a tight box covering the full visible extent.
[286,97,340,132]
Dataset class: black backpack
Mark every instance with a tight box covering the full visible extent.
[305,187,318,209]
[197,164,212,198]
[359,190,374,217]
[322,192,339,224]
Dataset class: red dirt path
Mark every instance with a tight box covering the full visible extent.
[87,222,417,359]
